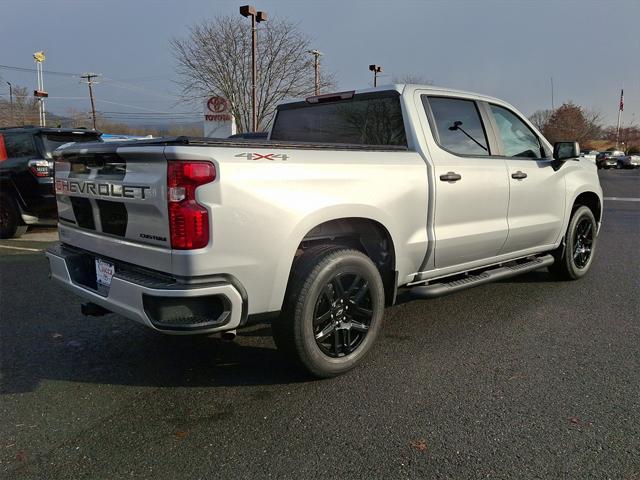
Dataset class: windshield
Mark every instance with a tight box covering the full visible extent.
[271,92,407,146]
[41,132,102,157]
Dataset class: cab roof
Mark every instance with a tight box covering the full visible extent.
[282,83,515,112]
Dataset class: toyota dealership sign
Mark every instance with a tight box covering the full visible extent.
[203,96,236,138]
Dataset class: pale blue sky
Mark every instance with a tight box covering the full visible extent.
[1,0,638,126]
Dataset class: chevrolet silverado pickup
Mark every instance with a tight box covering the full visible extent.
[46,85,603,377]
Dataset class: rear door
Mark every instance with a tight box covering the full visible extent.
[421,95,510,269]
[486,103,565,253]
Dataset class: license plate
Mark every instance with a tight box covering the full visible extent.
[95,259,115,287]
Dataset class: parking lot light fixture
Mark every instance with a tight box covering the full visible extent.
[369,64,383,87]
[240,5,267,132]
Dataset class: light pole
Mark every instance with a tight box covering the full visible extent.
[240,5,267,132]
[369,64,383,87]
[309,50,322,95]
[6,81,13,125]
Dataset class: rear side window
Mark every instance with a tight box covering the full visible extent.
[490,105,542,158]
[4,133,37,158]
[424,96,489,156]
[271,93,407,146]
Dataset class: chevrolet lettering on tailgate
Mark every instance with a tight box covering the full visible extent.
[55,179,153,199]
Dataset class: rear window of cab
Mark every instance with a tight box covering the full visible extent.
[271,92,407,146]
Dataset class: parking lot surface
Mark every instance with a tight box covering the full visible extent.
[1,170,638,479]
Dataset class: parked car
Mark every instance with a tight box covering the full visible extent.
[617,154,640,169]
[596,150,624,169]
[46,85,602,377]
[580,149,598,163]
[0,126,102,238]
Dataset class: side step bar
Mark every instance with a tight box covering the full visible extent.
[411,254,554,299]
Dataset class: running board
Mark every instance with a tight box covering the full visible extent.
[410,254,554,299]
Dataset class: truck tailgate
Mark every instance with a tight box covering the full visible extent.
[54,144,172,272]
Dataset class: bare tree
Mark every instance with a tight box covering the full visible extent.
[0,85,39,127]
[390,73,434,85]
[603,123,640,153]
[172,15,336,133]
[529,109,554,132]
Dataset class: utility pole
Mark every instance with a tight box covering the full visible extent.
[6,82,13,125]
[369,64,383,87]
[309,50,322,95]
[550,77,554,110]
[240,5,267,132]
[80,73,101,130]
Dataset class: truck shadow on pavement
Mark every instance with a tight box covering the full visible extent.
[0,319,310,394]
[0,255,565,395]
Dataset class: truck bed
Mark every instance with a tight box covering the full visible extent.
[54,136,410,156]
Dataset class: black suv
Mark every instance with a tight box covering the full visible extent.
[0,126,102,238]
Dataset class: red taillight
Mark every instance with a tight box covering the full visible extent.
[28,159,52,177]
[167,161,215,250]
[0,134,7,162]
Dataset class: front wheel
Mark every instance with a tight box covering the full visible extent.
[273,245,385,378]
[549,205,597,280]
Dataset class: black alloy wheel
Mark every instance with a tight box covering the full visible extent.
[273,245,385,378]
[313,272,373,358]
[549,205,597,280]
[572,217,594,269]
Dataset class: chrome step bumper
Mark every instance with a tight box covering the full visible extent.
[46,244,246,335]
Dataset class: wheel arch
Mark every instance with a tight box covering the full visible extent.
[268,209,400,312]
[573,191,602,224]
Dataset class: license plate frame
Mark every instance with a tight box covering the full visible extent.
[95,258,115,287]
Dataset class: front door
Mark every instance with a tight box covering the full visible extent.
[422,96,510,269]
[487,104,566,253]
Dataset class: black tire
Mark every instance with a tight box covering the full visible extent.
[549,205,597,280]
[273,245,385,378]
[0,194,27,239]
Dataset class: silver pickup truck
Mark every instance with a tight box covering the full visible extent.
[47,85,603,377]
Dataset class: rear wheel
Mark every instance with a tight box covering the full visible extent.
[273,245,385,378]
[549,205,597,280]
[0,194,27,239]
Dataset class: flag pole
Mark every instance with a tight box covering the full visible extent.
[616,89,623,150]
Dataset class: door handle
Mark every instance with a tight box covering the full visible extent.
[511,171,527,180]
[439,172,462,182]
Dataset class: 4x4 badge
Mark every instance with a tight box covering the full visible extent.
[235,152,289,161]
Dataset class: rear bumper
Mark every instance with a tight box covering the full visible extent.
[46,243,247,335]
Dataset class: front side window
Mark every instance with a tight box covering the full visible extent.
[424,96,489,156]
[490,105,542,158]
[4,133,37,158]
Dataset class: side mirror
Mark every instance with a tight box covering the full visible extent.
[553,141,580,161]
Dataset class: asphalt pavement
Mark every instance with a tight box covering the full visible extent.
[1,169,638,479]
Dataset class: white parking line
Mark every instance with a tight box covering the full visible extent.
[0,245,43,252]
[604,197,640,202]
